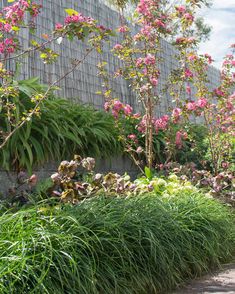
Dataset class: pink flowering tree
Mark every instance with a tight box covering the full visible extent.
[106,0,175,169]
[99,0,208,170]
[166,3,235,175]
[0,1,112,150]
[100,0,234,175]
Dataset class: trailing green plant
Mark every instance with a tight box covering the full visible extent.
[0,191,234,293]
[0,78,121,173]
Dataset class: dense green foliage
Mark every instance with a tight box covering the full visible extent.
[0,192,234,293]
[0,79,121,173]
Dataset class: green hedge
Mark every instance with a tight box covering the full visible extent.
[0,192,234,293]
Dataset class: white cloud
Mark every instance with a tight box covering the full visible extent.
[198,1,235,68]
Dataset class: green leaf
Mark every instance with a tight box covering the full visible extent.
[12,26,20,31]
[144,166,152,180]
[8,0,15,2]
[65,8,79,16]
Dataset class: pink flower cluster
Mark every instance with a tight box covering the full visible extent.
[127,134,138,144]
[186,97,208,112]
[204,54,213,64]
[3,0,41,26]
[140,25,152,37]
[113,44,123,51]
[184,68,193,78]
[154,115,169,133]
[118,26,128,33]
[0,38,17,54]
[188,54,198,62]
[104,99,133,119]
[175,130,187,149]
[175,37,195,46]
[183,13,194,23]
[214,88,225,97]
[65,14,94,25]
[144,54,156,65]
[136,0,158,18]
[172,108,182,123]
[175,5,186,14]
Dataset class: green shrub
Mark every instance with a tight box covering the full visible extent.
[0,192,234,293]
[0,79,121,173]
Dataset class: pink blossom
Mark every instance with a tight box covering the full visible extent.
[28,174,38,186]
[7,47,14,53]
[136,57,143,67]
[0,42,5,54]
[124,104,133,116]
[175,131,187,149]
[118,26,128,33]
[5,38,14,46]
[144,54,155,65]
[214,88,225,97]
[176,37,195,45]
[183,13,194,22]
[4,23,12,32]
[113,44,123,51]
[155,115,169,132]
[55,23,63,30]
[196,98,207,108]
[186,102,197,111]
[136,0,154,17]
[113,100,123,111]
[150,77,158,86]
[133,34,141,41]
[137,116,147,133]
[132,113,141,119]
[143,68,148,75]
[140,84,150,93]
[136,146,143,154]
[172,108,182,123]
[112,109,118,119]
[186,85,191,95]
[204,53,213,64]
[155,19,165,28]
[184,68,193,78]
[128,134,137,140]
[226,101,234,111]
[175,131,183,149]
[141,25,152,37]
[104,102,110,111]
[188,54,197,62]
[175,5,186,13]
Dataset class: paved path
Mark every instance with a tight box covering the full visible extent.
[172,263,235,294]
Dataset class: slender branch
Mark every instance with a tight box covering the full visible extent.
[0,48,93,150]
[0,34,61,62]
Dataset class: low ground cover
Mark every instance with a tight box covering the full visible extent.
[0,187,234,293]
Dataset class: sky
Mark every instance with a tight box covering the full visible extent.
[198,0,235,68]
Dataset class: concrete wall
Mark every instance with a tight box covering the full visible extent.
[0,0,221,112]
[0,0,221,194]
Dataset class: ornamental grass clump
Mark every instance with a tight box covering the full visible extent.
[0,192,234,293]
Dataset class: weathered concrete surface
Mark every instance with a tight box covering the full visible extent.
[172,263,235,294]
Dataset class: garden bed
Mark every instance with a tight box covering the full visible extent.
[0,192,234,293]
